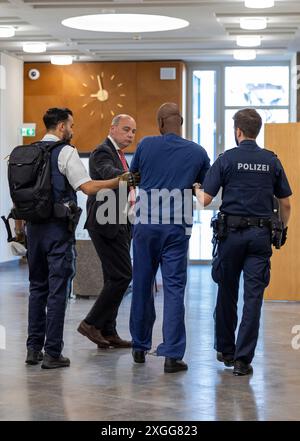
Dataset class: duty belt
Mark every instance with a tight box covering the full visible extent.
[226,215,270,229]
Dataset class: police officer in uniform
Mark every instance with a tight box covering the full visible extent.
[25,108,135,369]
[200,108,292,376]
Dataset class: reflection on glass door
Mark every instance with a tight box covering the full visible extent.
[190,70,216,261]
[224,66,290,149]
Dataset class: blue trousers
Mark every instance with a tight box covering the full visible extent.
[212,226,272,364]
[26,222,76,358]
[130,224,189,359]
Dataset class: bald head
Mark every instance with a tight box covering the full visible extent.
[109,114,136,149]
[111,114,133,127]
[157,103,183,135]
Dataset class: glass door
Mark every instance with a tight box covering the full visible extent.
[189,70,217,261]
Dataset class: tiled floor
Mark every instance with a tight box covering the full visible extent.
[0,260,300,421]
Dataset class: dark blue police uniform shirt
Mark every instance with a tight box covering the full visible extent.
[130,133,210,225]
[203,140,292,217]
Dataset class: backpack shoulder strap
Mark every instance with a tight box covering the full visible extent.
[39,140,67,152]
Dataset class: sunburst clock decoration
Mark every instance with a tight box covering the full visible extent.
[79,71,126,118]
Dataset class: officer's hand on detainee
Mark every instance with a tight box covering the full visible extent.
[118,172,140,188]
[281,226,288,246]
[192,182,201,196]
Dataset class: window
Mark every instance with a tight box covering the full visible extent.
[224,65,290,149]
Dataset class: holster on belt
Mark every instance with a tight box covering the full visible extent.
[211,212,283,250]
[53,201,82,233]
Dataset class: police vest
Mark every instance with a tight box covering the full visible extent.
[220,145,277,217]
[51,144,77,207]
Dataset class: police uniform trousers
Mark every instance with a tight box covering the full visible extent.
[213,226,272,364]
[26,221,76,358]
[130,224,189,359]
[84,225,132,336]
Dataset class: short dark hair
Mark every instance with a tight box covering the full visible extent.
[43,108,73,130]
[233,108,262,139]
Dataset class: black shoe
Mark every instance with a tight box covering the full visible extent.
[25,349,44,365]
[41,353,70,369]
[233,360,253,376]
[217,352,234,367]
[132,349,146,363]
[164,357,188,373]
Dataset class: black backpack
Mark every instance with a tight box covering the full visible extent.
[8,140,66,222]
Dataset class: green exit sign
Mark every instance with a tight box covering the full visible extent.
[21,127,36,137]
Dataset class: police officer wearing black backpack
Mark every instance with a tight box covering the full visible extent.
[9,108,137,369]
[198,108,292,376]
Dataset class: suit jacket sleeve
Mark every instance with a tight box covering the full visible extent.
[91,146,124,180]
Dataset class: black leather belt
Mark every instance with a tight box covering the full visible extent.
[226,215,270,228]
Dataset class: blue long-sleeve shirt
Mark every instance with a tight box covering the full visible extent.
[130,133,210,226]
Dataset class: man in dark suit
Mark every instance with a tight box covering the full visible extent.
[78,114,136,349]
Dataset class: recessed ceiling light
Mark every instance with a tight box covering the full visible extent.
[240,17,267,30]
[62,14,189,33]
[236,35,261,47]
[245,0,274,8]
[23,42,47,53]
[0,26,15,38]
[50,55,73,65]
[234,49,257,60]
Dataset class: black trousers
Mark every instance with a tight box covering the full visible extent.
[85,226,132,336]
[26,222,75,358]
[212,227,272,364]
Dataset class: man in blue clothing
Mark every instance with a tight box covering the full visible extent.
[129,102,210,373]
[199,108,291,376]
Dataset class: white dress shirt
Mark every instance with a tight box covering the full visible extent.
[41,134,91,191]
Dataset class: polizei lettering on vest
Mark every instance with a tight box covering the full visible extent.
[237,163,270,172]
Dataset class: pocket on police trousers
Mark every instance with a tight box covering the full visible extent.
[63,251,75,278]
[212,256,223,284]
[262,261,271,287]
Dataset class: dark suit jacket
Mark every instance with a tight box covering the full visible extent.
[84,137,128,238]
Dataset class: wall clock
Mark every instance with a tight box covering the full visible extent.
[79,71,126,119]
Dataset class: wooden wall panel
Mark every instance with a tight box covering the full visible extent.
[135,61,184,150]
[265,123,300,301]
[24,61,185,153]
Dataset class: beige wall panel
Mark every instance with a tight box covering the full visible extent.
[265,123,300,300]
[135,61,184,151]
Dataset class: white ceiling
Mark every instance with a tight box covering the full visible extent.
[0,0,300,62]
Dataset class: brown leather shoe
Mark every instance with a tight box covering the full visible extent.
[99,334,132,348]
[77,320,110,348]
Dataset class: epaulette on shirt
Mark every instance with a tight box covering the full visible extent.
[264,148,278,157]
[219,147,236,155]
[220,147,277,158]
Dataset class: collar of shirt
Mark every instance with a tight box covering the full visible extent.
[108,135,121,152]
[238,139,259,149]
[164,132,181,138]
[41,134,61,142]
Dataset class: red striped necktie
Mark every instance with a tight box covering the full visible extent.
[118,149,128,171]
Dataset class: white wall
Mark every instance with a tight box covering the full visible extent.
[290,54,297,122]
[0,53,23,263]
